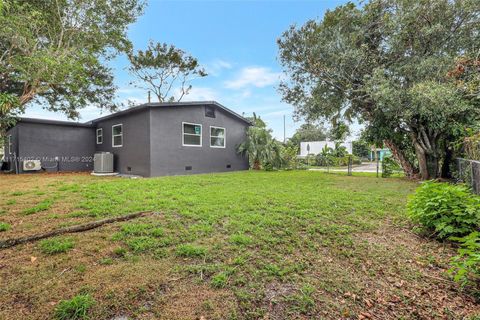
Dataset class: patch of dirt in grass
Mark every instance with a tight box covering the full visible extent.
[343,223,480,319]
[152,282,238,320]
[263,282,298,320]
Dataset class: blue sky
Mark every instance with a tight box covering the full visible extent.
[25,0,350,140]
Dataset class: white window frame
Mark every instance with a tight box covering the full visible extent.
[7,135,12,154]
[96,128,103,145]
[210,126,226,148]
[182,122,202,147]
[112,124,123,148]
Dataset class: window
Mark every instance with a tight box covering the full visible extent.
[112,124,123,147]
[210,126,225,148]
[182,122,202,147]
[205,106,215,118]
[7,135,12,154]
[96,128,103,144]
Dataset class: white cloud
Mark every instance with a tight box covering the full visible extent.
[174,86,220,102]
[117,87,144,95]
[224,67,281,89]
[205,59,233,76]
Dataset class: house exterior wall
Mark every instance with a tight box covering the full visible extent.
[3,102,249,177]
[149,105,249,176]
[94,109,151,177]
[10,122,95,173]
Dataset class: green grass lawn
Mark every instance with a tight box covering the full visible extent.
[0,171,478,319]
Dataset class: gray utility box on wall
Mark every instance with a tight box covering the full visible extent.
[94,152,114,173]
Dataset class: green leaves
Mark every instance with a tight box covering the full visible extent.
[449,232,480,286]
[277,0,480,179]
[0,0,145,120]
[236,118,283,170]
[407,181,480,239]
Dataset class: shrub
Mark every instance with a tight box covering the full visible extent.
[0,222,11,232]
[54,294,95,320]
[263,162,275,171]
[315,155,361,167]
[40,237,75,254]
[382,156,401,177]
[407,181,480,239]
[449,232,480,287]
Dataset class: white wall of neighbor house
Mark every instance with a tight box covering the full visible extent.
[299,141,353,157]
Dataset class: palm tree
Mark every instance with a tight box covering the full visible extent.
[237,116,283,170]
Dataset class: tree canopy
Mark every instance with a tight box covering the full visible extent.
[0,0,145,133]
[278,0,480,179]
[127,41,207,103]
[288,123,327,147]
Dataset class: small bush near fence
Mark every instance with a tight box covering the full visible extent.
[408,181,480,291]
[382,156,402,178]
[449,232,480,288]
[407,181,480,239]
[314,154,361,167]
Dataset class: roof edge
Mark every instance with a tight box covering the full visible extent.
[90,101,252,125]
[16,117,94,128]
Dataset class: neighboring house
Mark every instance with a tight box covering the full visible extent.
[299,141,353,158]
[370,147,391,161]
[3,101,250,177]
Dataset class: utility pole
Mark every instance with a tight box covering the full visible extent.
[148,91,151,103]
[283,115,286,144]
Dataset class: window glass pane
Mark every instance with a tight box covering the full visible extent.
[211,137,225,147]
[113,125,122,135]
[211,127,225,137]
[184,135,201,145]
[184,124,201,135]
[113,136,123,146]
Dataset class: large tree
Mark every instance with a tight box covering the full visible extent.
[127,41,207,102]
[288,122,327,147]
[278,0,480,179]
[0,0,144,134]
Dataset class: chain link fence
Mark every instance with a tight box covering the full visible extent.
[456,158,480,195]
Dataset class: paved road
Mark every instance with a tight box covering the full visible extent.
[309,162,381,173]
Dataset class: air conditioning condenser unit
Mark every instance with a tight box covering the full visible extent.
[23,160,42,171]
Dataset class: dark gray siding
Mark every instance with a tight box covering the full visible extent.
[149,105,249,176]
[15,122,95,173]
[94,109,150,177]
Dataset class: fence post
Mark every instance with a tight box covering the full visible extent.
[347,155,352,176]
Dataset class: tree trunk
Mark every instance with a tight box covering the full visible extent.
[253,159,261,170]
[414,142,439,180]
[383,139,418,179]
[441,146,453,179]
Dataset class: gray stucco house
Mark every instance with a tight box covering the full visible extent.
[3,101,250,177]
